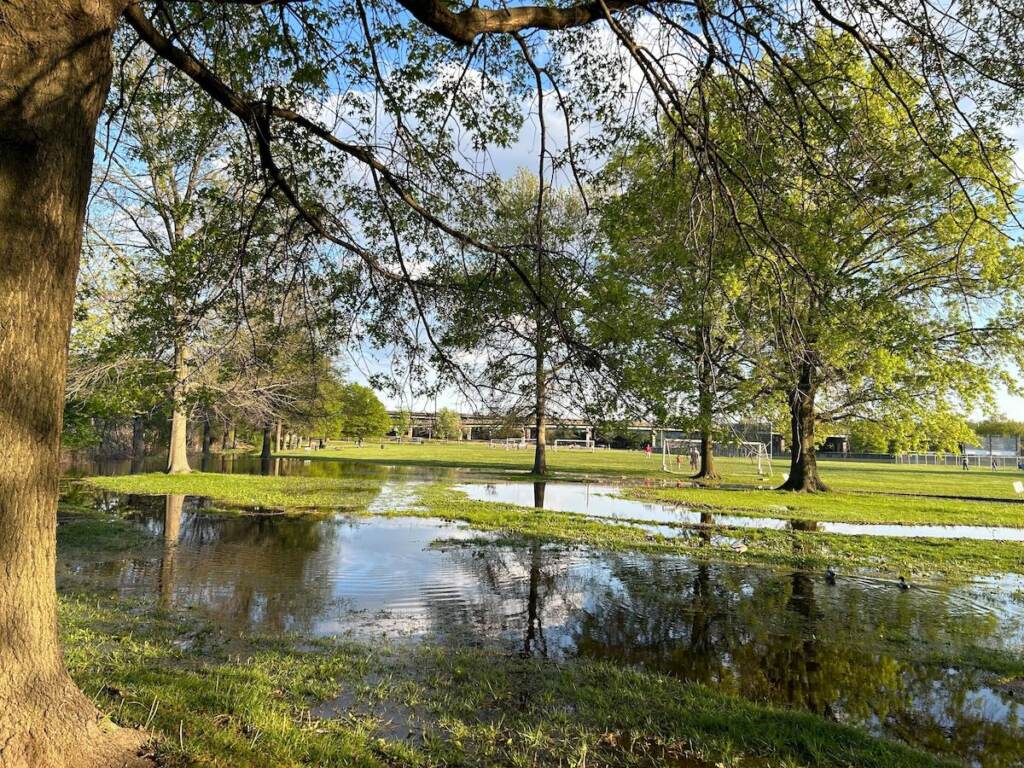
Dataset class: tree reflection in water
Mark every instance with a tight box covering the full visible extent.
[60,483,1024,765]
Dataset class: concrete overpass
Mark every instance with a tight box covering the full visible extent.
[386,410,656,442]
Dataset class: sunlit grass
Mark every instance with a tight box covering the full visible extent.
[408,485,1024,580]
[61,593,953,768]
[83,472,383,512]
[280,441,1024,500]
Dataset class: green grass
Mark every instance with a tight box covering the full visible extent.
[83,473,383,512]
[623,485,1024,527]
[407,485,1024,579]
[77,470,1024,578]
[280,442,1024,499]
[61,592,956,768]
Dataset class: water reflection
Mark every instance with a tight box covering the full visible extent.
[57,490,1024,765]
[460,481,1024,542]
[63,452,476,482]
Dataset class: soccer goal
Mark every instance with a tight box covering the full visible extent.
[553,439,596,452]
[489,437,534,450]
[662,438,703,475]
[661,436,774,477]
[739,441,773,478]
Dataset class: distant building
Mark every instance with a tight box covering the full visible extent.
[963,434,1020,457]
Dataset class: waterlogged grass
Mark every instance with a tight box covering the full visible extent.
[83,472,382,512]
[60,593,953,768]
[278,442,1024,499]
[410,485,1024,579]
[623,485,1024,527]
[75,469,1024,578]
[57,515,158,552]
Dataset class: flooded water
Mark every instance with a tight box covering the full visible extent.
[57,486,1024,766]
[63,452,468,481]
[457,481,1024,541]
[57,460,1024,764]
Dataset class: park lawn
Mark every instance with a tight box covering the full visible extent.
[77,473,1024,577]
[83,472,383,512]
[279,441,1024,500]
[413,485,1024,579]
[622,485,1024,527]
[60,592,954,768]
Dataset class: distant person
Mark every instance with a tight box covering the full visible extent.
[1017,459,1023,471]
[992,458,999,470]
[644,443,653,459]
[962,455,969,471]
[689,446,700,472]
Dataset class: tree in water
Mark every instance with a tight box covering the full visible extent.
[432,171,599,475]
[2,0,1022,763]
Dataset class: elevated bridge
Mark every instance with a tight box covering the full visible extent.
[386,410,656,441]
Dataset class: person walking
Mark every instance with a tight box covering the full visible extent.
[690,445,700,472]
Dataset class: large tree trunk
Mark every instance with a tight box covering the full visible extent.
[0,2,148,765]
[131,415,146,458]
[693,334,719,480]
[532,315,547,476]
[779,362,827,492]
[695,432,718,480]
[165,341,191,474]
[261,426,273,460]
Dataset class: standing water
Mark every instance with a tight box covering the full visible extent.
[58,463,1024,765]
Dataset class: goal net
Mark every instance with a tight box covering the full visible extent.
[661,435,773,477]
[662,438,702,475]
[738,441,773,478]
[489,437,534,450]
[553,439,596,452]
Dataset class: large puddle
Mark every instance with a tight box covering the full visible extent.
[58,484,1024,766]
[457,480,1024,540]
[58,458,1024,764]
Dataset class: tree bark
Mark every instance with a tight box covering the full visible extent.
[695,432,718,480]
[165,341,191,474]
[779,362,828,492]
[261,426,273,460]
[532,305,548,476]
[693,332,719,480]
[0,2,148,765]
[131,415,146,458]
[275,420,282,452]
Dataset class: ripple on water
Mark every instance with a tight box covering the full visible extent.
[455,480,1024,541]
[57,485,1024,766]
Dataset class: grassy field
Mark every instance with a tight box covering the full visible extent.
[284,441,1024,499]
[61,592,956,768]
[84,473,383,512]
[77,472,1024,578]
[415,485,1024,579]
[65,449,1024,765]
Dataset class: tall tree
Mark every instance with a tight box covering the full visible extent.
[596,133,759,480]
[2,0,1023,763]
[435,171,599,474]
[739,38,1024,490]
[86,59,250,473]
